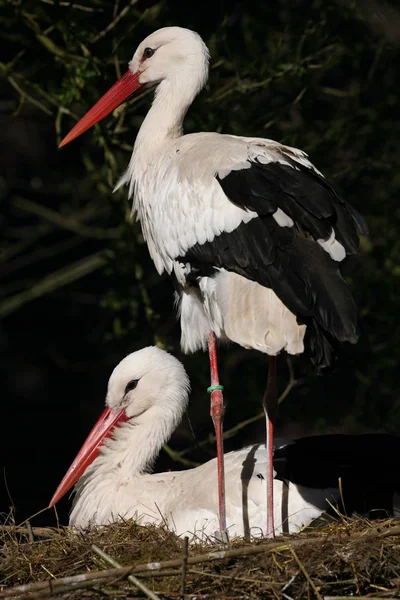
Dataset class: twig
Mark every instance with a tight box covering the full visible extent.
[188,568,279,586]
[92,544,161,600]
[364,524,400,538]
[0,525,59,539]
[180,536,189,599]
[6,75,53,116]
[163,444,200,467]
[39,0,103,11]
[132,570,182,579]
[13,196,119,240]
[278,357,297,404]
[0,251,107,318]
[289,546,322,600]
[36,34,86,63]
[0,226,51,264]
[2,237,85,282]
[91,0,140,43]
[25,522,34,543]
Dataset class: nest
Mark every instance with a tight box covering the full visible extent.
[1,516,400,599]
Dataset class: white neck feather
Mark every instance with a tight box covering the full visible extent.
[133,51,209,163]
[70,405,181,527]
[88,403,184,482]
[113,31,209,204]
[134,81,188,153]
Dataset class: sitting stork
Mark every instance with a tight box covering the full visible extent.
[59,26,367,538]
[49,346,341,540]
[49,347,400,539]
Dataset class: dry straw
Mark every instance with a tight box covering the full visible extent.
[0,516,400,599]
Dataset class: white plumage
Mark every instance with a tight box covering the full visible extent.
[179,271,306,356]
[118,131,334,355]
[50,346,338,541]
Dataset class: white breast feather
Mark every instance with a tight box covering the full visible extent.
[176,270,306,355]
[114,134,333,354]
[70,444,339,541]
[115,133,322,281]
[215,271,306,355]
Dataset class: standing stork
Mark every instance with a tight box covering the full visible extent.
[59,27,367,539]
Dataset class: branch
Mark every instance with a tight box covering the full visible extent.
[2,237,84,280]
[13,197,120,240]
[0,525,59,539]
[162,444,200,468]
[35,33,86,63]
[5,74,53,116]
[39,0,104,11]
[91,0,140,43]
[0,252,107,318]
[0,225,52,263]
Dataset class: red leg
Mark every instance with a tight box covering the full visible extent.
[208,332,228,540]
[263,355,277,538]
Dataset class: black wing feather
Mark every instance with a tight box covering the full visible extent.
[217,159,367,253]
[178,159,366,368]
[182,218,358,343]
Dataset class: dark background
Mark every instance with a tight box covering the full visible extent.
[1,0,400,526]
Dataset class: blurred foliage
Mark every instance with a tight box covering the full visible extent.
[1,0,400,471]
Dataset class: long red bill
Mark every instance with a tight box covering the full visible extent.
[59,70,142,148]
[49,406,128,507]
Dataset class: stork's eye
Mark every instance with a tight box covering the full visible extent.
[143,47,155,59]
[125,379,139,394]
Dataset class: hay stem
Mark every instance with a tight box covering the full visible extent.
[92,544,161,600]
[338,477,348,516]
[289,546,323,600]
[40,565,56,580]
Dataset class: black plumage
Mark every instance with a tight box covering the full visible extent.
[217,159,367,251]
[274,434,400,519]
[178,160,367,368]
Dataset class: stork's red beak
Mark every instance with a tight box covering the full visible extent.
[49,406,128,507]
[59,70,142,148]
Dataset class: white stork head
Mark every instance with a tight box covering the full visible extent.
[59,27,210,147]
[128,27,209,92]
[106,345,190,419]
[49,346,190,507]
